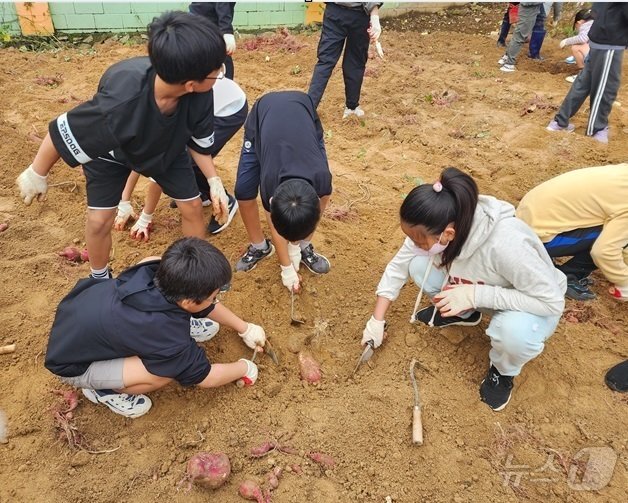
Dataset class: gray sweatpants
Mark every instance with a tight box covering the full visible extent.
[504,3,542,65]
[554,47,624,136]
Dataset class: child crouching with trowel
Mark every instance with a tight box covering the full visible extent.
[361,167,566,411]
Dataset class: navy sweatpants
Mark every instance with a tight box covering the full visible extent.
[307,2,370,110]
[544,226,603,279]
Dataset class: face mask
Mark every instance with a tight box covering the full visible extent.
[413,232,449,256]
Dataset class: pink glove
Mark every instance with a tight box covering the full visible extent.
[434,284,476,317]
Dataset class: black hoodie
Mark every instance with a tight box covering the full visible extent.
[45,261,211,386]
[589,2,628,49]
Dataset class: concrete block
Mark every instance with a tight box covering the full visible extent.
[73,2,104,15]
[63,13,97,30]
[93,13,125,30]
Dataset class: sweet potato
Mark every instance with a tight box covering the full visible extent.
[79,248,89,262]
[238,479,265,502]
[308,452,335,468]
[0,223,8,233]
[186,452,231,489]
[58,246,82,262]
[298,351,322,384]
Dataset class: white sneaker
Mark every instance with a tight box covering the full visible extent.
[565,74,578,83]
[500,64,516,73]
[343,106,365,119]
[190,318,220,342]
[82,389,152,418]
[497,55,507,65]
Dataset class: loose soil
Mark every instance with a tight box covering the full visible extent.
[1,4,627,502]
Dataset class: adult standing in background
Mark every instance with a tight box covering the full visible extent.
[190,2,237,79]
[308,2,383,118]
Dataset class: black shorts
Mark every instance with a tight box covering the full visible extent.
[83,150,200,208]
[193,101,248,195]
[233,135,261,202]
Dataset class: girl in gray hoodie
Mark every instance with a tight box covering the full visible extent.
[362,167,566,411]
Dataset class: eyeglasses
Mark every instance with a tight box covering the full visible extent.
[205,64,226,80]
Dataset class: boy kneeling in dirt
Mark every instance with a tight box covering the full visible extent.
[44,237,264,418]
[16,11,230,280]
[234,91,333,293]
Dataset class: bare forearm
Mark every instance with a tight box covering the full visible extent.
[208,303,248,333]
[265,211,291,266]
[32,133,61,176]
[373,296,392,321]
[198,361,247,388]
[189,150,217,179]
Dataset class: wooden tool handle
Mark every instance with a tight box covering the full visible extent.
[0,344,15,355]
[412,406,423,445]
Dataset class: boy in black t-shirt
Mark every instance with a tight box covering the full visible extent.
[234,91,333,293]
[45,238,265,418]
[16,12,230,279]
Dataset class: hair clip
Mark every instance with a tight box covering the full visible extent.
[433,181,443,193]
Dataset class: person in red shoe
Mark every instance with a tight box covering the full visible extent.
[517,163,628,303]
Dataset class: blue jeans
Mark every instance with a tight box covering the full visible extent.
[409,256,560,376]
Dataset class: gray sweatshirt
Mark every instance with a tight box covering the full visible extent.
[376,195,567,317]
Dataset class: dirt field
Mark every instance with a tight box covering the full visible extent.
[1,4,627,502]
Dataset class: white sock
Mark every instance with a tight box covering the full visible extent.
[90,266,109,279]
[252,240,269,251]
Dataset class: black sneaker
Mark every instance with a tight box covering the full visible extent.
[207,193,239,235]
[605,360,628,392]
[565,274,596,301]
[414,306,482,327]
[235,240,275,272]
[480,365,514,411]
[300,244,330,274]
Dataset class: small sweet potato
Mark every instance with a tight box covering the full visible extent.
[308,452,335,468]
[58,246,82,262]
[298,351,322,384]
[239,479,265,502]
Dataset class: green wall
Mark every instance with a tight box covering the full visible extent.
[0,2,20,36]
[49,2,307,33]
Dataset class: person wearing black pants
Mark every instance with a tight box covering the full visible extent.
[546,2,628,143]
[189,2,236,79]
[308,2,382,118]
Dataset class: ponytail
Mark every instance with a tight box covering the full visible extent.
[399,167,479,269]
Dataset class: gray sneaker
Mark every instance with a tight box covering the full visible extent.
[236,240,275,272]
[300,244,330,274]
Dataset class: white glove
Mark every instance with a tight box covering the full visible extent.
[207,176,229,225]
[17,165,48,205]
[223,33,236,55]
[280,264,300,292]
[130,210,153,242]
[368,15,382,41]
[434,284,476,317]
[288,242,302,271]
[238,323,266,349]
[375,41,384,59]
[362,316,386,349]
[238,359,258,386]
[559,39,567,49]
[113,200,137,230]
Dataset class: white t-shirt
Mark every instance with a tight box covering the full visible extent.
[212,78,246,118]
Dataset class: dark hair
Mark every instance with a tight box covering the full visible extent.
[399,167,479,269]
[155,237,231,304]
[148,11,226,84]
[573,8,594,30]
[270,179,321,242]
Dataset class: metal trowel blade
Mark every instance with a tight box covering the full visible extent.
[353,340,375,375]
